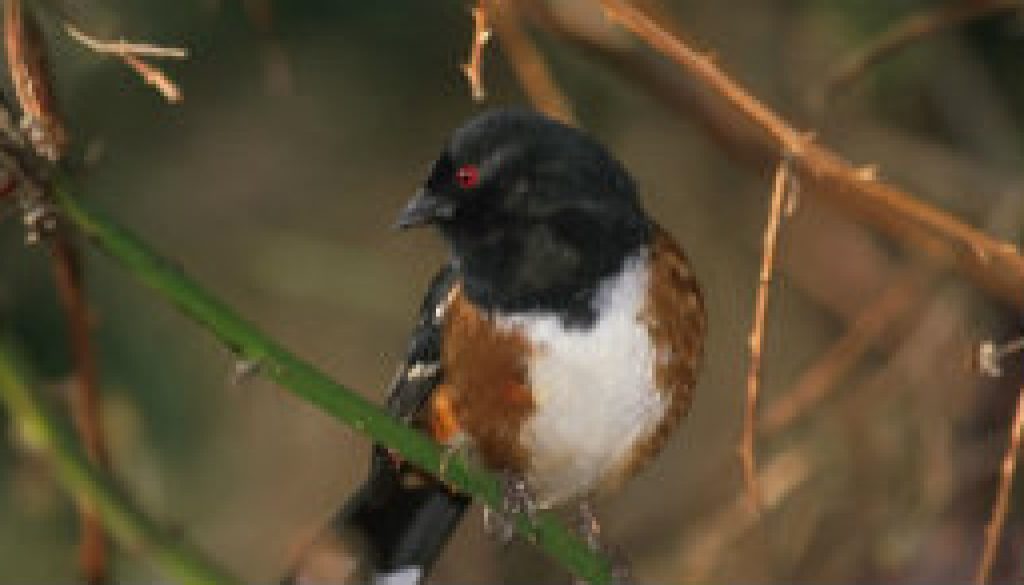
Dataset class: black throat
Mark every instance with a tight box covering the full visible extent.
[445,211,652,328]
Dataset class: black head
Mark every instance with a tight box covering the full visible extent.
[397,109,652,326]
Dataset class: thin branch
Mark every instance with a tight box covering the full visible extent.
[821,0,1021,103]
[49,180,615,585]
[461,1,491,101]
[64,23,188,59]
[680,445,813,581]
[594,0,1024,312]
[63,22,186,103]
[975,385,1024,585]
[760,269,928,436]
[5,3,110,580]
[0,343,236,585]
[526,0,775,168]
[119,55,183,104]
[50,232,110,585]
[598,0,804,148]
[740,158,790,509]
[485,0,576,125]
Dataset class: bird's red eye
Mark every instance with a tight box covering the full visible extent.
[455,164,480,189]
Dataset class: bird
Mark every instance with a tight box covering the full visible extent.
[290,108,706,584]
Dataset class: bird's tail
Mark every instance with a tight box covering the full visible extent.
[287,448,471,585]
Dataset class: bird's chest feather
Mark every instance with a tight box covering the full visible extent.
[501,258,667,508]
[440,240,702,508]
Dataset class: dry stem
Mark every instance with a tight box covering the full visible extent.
[64,22,186,103]
[120,54,183,103]
[5,2,108,580]
[461,1,491,101]
[821,0,1021,102]
[760,269,928,435]
[51,232,109,585]
[64,24,188,59]
[596,0,1024,311]
[486,0,576,125]
[679,446,813,580]
[975,385,1024,585]
[741,158,791,509]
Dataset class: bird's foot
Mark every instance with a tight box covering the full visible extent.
[483,471,537,544]
[438,442,461,477]
[571,501,633,585]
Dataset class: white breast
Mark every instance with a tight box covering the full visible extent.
[495,252,665,508]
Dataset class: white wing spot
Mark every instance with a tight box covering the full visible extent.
[406,361,441,380]
[434,286,459,323]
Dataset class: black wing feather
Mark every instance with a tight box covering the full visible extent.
[323,265,470,581]
[384,264,458,422]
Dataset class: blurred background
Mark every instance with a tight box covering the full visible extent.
[0,0,1022,582]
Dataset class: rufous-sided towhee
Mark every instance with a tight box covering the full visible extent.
[291,109,706,584]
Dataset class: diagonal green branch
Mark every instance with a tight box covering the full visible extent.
[0,342,237,585]
[50,178,614,584]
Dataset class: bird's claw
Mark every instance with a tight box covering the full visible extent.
[483,471,537,544]
[571,502,633,585]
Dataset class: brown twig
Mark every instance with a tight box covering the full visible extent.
[760,269,929,436]
[5,3,109,580]
[119,54,183,103]
[485,0,576,125]
[821,0,1022,103]
[64,24,188,59]
[461,1,491,101]
[526,0,775,168]
[678,446,813,581]
[740,158,791,509]
[63,22,186,103]
[975,384,1024,585]
[595,0,1024,312]
[51,231,110,585]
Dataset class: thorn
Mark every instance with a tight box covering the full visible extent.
[978,341,1002,378]
[998,242,1019,257]
[973,243,991,264]
[784,168,802,217]
[601,4,624,26]
[976,337,1024,378]
[854,164,879,181]
[231,358,261,384]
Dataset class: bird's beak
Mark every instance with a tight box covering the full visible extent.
[394,188,455,229]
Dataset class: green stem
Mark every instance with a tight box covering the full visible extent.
[0,343,236,585]
[51,180,614,584]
